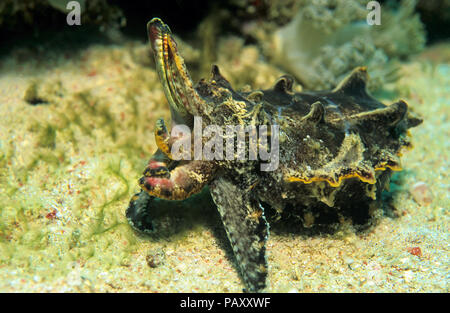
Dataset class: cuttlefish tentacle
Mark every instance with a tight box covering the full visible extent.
[140,159,218,201]
[147,18,206,120]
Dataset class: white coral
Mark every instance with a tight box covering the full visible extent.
[266,0,425,91]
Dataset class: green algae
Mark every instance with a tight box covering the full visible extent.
[0,43,171,288]
[37,124,57,149]
[256,0,426,92]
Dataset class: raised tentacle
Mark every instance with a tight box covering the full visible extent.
[147,18,206,119]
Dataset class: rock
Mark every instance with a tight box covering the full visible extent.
[146,249,166,268]
[410,181,433,206]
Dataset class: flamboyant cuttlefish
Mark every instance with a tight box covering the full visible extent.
[126,18,422,292]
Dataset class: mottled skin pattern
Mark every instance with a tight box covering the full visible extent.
[126,18,422,292]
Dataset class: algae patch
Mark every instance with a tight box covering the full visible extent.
[0,42,174,290]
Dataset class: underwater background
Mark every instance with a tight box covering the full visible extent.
[0,0,448,292]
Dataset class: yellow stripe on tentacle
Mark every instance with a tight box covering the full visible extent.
[154,118,173,159]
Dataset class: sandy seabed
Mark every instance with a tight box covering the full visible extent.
[0,37,448,293]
